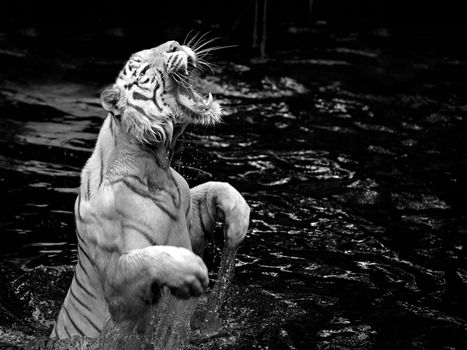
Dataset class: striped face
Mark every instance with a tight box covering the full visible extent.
[110,40,221,143]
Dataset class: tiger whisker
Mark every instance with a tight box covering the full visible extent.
[172,73,192,89]
[183,29,196,46]
[185,31,203,48]
[172,76,188,90]
[186,32,201,48]
[171,73,185,85]
[195,45,237,55]
[198,59,216,69]
[190,32,212,51]
[196,52,213,59]
[192,37,220,53]
[197,60,216,75]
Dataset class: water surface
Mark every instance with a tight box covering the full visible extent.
[0,31,466,349]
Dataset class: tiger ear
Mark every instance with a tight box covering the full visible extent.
[100,85,124,113]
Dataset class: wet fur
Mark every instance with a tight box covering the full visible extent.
[52,41,250,339]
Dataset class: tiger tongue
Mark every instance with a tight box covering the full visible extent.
[177,88,213,112]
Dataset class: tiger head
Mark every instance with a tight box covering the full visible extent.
[100,40,221,144]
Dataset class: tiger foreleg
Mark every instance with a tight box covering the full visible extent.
[103,245,209,322]
[189,182,250,255]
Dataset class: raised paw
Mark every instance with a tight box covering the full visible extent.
[161,246,209,299]
[213,183,251,248]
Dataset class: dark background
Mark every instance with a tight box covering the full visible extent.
[1,0,466,58]
[1,1,467,349]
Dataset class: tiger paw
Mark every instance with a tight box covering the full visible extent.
[214,183,251,248]
[160,246,209,299]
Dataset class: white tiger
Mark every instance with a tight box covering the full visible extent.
[51,40,250,338]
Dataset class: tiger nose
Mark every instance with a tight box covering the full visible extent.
[167,41,196,67]
[168,41,181,52]
[179,46,197,67]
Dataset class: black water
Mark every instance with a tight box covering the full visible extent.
[1,28,467,349]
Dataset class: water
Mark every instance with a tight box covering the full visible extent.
[98,247,239,349]
[98,291,196,349]
[1,28,467,349]
[196,246,238,336]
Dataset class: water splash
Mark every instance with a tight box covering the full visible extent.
[149,293,199,349]
[198,245,238,336]
[98,245,238,349]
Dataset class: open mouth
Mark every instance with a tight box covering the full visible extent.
[176,85,214,115]
[170,50,221,124]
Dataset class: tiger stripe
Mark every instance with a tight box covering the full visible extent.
[70,287,93,314]
[68,297,101,334]
[77,260,91,280]
[114,174,146,187]
[54,41,225,340]
[185,200,191,218]
[122,222,156,245]
[110,174,180,218]
[98,147,104,188]
[78,243,97,271]
[198,199,208,238]
[55,269,104,338]
[75,228,86,246]
[158,69,165,84]
[166,54,176,68]
[76,194,83,221]
[74,272,98,300]
[111,115,118,147]
[127,102,151,117]
[109,116,114,136]
[86,174,91,200]
[124,81,136,89]
[135,82,152,92]
[63,305,84,336]
[62,324,71,338]
[153,83,163,111]
[139,64,150,76]
[132,91,152,101]
[113,177,178,221]
[115,207,158,244]
[167,171,181,208]
[173,55,182,70]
